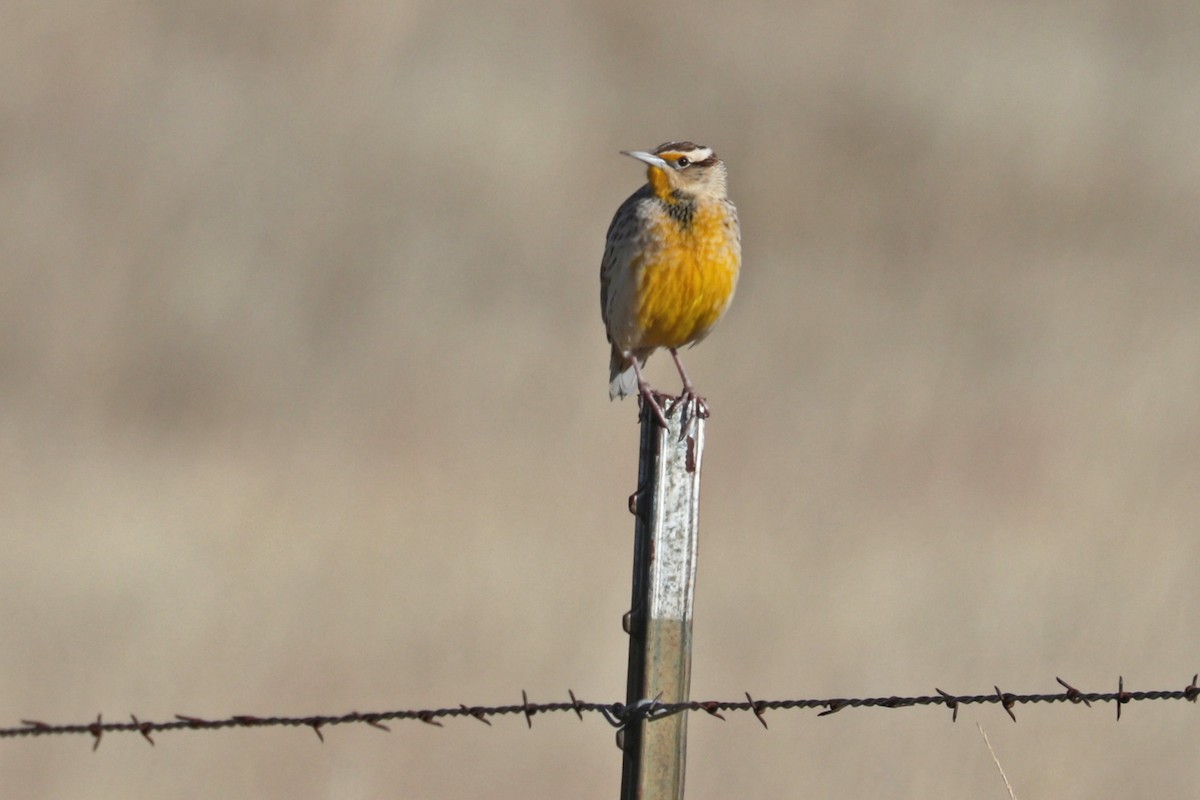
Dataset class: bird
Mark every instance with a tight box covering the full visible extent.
[599,141,741,427]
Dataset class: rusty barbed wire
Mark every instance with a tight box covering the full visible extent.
[2,674,1196,749]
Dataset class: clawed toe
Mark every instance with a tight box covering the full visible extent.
[666,386,708,418]
[638,387,671,428]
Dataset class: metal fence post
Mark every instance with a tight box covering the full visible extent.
[620,399,705,800]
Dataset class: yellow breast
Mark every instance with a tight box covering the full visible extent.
[634,202,740,350]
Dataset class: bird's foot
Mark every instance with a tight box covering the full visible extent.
[666,384,709,421]
[637,386,671,428]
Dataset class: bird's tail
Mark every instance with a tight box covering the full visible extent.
[609,346,639,400]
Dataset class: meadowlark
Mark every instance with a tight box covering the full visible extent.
[600,141,741,426]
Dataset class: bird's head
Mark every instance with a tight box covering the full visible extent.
[622,142,727,204]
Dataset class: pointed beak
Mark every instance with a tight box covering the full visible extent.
[621,150,671,170]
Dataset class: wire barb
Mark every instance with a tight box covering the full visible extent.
[131,715,155,746]
[1115,676,1130,721]
[817,700,846,717]
[994,687,1017,723]
[521,690,534,729]
[745,692,768,729]
[568,690,585,721]
[936,689,959,722]
[89,714,103,751]
[1055,676,1091,707]
[461,704,492,726]
[348,712,389,733]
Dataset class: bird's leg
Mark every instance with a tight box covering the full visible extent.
[668,348,697,397]
[666,348,710,419]
[630,356,670,428]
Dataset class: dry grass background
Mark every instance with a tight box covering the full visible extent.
[3,1,1200,797]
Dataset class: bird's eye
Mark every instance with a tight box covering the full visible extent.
[675,157,690,168]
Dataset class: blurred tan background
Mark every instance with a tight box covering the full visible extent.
[3,1,1199,797]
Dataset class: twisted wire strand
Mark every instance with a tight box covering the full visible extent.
[3,675,1196,747]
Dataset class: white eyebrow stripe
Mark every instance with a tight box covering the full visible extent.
[661,147,713,163]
